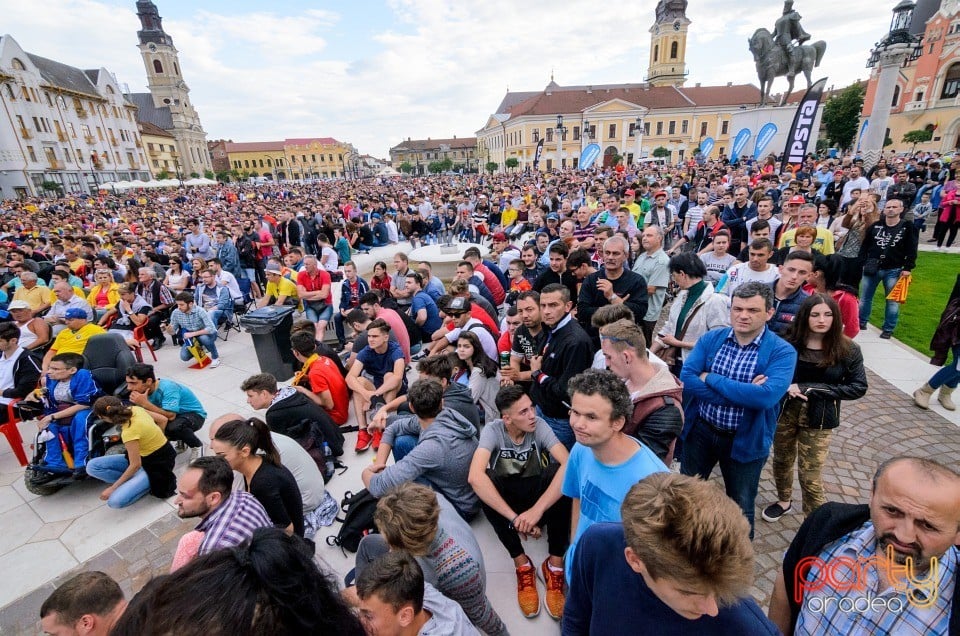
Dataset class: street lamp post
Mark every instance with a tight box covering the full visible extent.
[634,115,644,165]
[582,118,590,155]
[861,0,923,170]
[555,115,568,170]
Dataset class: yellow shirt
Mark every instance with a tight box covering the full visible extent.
[265,276,298,302]
[500,207,518,229]
[121,406,168,457]
[12,285,48,311]
[778,227,835,255]
[51,323,106,355]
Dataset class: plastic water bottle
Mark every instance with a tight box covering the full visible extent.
[322,441,334,480]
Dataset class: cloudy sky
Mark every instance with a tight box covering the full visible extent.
[3,0,896,157]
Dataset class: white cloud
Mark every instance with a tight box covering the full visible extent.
[1,0,896,157]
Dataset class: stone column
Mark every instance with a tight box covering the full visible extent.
[860,43,913,171]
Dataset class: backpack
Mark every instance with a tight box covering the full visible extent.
[286,418,346,483]
[326,488,379,553]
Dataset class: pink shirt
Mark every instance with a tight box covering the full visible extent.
[377,307,410,362]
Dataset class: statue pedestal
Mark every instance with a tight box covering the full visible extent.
[408,242,490,281]
[729,102,823,162]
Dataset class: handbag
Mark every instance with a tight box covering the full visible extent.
[655,299,706,367]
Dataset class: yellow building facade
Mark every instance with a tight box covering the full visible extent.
[225,138,357,180]
[138,121,179,178]
[389,137,478,175]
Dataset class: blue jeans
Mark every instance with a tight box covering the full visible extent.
[208,309,232,329]
[333,311,349,344]
[86,454,151,508]
[858,267,903,333]
[304,302,334,324]
[930,343,960,390]
[179,333,219,361]
[43,410,93,472]
[536,406,575,450]
[392,434,418,461]
[680,422,767,539]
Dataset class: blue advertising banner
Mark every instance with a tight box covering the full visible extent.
[579,143,601,170]
[700,137,715,158]
[753,123,778,160]
[856,119,868,153]
[730,128,752,162]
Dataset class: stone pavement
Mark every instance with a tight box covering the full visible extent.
[0,239,958,635]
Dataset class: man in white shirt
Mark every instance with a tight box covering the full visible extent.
[208,258,243,303]
[840,166,870,208]
[723,238,779,298]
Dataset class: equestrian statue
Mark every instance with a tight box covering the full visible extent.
[749,0,827,106]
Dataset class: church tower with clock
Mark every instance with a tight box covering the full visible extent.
[646,0,690,87]
[132,0,210,175]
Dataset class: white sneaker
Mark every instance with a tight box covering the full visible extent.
[188,446,204,462]
[209,357,221,368]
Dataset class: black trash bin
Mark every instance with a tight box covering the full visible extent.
[240,305,298,381]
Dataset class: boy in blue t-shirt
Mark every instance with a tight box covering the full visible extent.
[347,318,406,452]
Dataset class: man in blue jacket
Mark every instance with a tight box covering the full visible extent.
[679,281,797,537]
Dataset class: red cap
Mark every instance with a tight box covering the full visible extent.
[654,190,667,198]
[492,232,507,242]
[787,194,806,205]
[624,189,636,196]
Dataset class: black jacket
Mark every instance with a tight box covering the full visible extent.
[1,349,42,400]
[785,342,867,430]
[577,269,649,341]
[529,316,593,419]
[931,276,960,366]
[265,390,344,456]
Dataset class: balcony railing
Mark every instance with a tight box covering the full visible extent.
[135,138,142,148]
[903,101,925,112]
[19,127,32,139]
[83,134,96,144]
[48,160,64,170]
[57,131,68,142]
[110,138,118,147]
[75,107,88,118]
[92,160,103,170]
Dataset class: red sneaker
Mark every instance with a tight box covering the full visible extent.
[371,429,383,452]
[540,558,566,620]
[355,429,373,452]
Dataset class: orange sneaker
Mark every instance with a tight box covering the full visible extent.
[515,560,540,618]
[371,429,383,452]
[355,429,373,452]
[540,558,565,620]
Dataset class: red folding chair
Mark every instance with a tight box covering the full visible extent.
[131,324,157,363]
[1,400,28,466]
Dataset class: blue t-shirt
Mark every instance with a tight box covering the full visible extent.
[411,291,442,335]
[357,340,405,386]
[148,378,207,419]
[561,439,668,581]
[563,523,779,636]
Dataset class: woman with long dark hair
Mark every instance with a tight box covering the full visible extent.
[85,396,176,509]
[456,330,500,421]
[370,260,392,297]
[211,418,304,537]
[111,528,365,636]
[762,294,867,522]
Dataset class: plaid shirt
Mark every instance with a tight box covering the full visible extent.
[196,490,273,555]
[169,306,216,335]
[796,522,957,635]
[698,329,763,431]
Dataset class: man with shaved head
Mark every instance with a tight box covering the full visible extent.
[769,456,960,635]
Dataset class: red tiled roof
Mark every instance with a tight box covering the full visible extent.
[284,137,339,146]
[138,121,174,138]
[224,141,285,152]
[499,82,762,117]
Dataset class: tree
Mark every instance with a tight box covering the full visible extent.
[189,172,200,178]
[505,157,519,171]
[216,171,231,182]
[902,128,933,152]
[157,169,170,179]
[485,161,498,174]
[204,170,215,180]
[427,161,443,174]
[821,82,866,151]
[41,180,63,196]
[249,171,259,177]
[438,158,453,172]
[652,146,670,158]
[399,162,413,174]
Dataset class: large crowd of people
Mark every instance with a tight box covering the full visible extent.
[5,150,959,635]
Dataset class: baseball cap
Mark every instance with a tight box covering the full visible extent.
[492,232,507,242]
[654,190,667,199]
[64,308,88,320]
[546,213,560,221]
[446,296,471,314]
[265,263,282,274]
[6,300,31,310]
[787,195,806,205]
[371,213,382,220]
[624,189,636,196]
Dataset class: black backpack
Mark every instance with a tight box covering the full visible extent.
[286,418,346,483]
[326,489,379,553]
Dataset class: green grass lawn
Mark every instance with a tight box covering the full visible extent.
[867,251,959,356]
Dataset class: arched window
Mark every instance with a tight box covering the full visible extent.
[891,85,900,107]
[653,45,659,62]
[941,62,960,99]
[670,41,679,59]
[153,59,163,74]
[11,58,25,70]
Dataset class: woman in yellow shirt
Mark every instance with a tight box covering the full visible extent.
[84,397,176,508]
[86,269,120,321]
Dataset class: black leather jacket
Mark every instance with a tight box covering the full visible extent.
[789,343,868,430]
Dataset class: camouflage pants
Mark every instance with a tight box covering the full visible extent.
[772,399,834,515]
